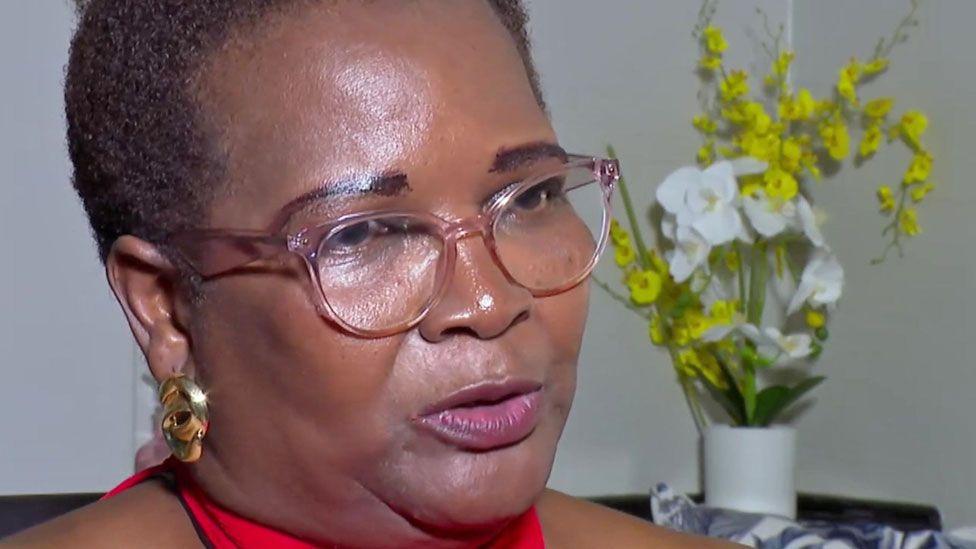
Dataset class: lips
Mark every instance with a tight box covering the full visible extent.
[414,379,544,451]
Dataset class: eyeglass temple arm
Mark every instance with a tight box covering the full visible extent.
[168,230,289,278]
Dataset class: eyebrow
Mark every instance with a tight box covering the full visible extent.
[283,172,411,212]
[490,142,568,173]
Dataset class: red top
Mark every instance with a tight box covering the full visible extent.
[102,458,545,548]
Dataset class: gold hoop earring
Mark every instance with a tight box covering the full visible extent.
[159,374,209,463]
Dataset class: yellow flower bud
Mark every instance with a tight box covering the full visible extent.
[649,315,666,345]
[863,58,889,75]
[806,310,826,329]
[703,25,729,54]
[859,124,883,158]
[877,185,896,213]
[693,115,718,134]
[903,151,933,185]
[864,98,894,119]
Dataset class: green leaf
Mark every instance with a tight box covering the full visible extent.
[702,379,746,425]
[712,357,747,425]
[742,369,757,425]
[753,376,826,426]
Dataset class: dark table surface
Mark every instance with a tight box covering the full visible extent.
[0,491,942,540]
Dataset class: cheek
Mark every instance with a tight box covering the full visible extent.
[192,273,408,463]
[535,283,589,413]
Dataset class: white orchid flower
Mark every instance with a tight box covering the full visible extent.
[787,250,844,314]
[742,190,797,238]
[742,190,826,248]
[657,160,763,246]
[795,196,825,247]
[665,224,711,283]
[740,325,814,361]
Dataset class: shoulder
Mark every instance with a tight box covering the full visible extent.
[535,489,741,549]
[1,479,201,548]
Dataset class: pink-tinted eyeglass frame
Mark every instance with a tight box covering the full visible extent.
[168,154,620,338]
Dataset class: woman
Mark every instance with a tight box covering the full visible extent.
[5,0,735,547]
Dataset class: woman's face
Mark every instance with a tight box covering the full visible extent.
[183,0,587,543]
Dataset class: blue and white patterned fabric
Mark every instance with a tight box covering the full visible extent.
[650,483,976,549]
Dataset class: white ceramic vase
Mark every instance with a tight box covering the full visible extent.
[704,425,797,519]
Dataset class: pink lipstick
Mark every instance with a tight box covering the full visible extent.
[415,379,544,451]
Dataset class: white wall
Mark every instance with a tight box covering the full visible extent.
[0,0,138,494]
[2,0,974,530]
[788,0,976,530]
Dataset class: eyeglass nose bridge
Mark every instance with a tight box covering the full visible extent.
[445,213,494,243]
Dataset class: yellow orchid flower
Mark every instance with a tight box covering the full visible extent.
[911,181,935,203]
[697,142,715,165]
[743,102,772,135]
[863,58,889,75]
[859,124,883,158]
[778,88,815,121]
[904,151,933,184]
[837,58,863,105]
[610,219,630,245]
[709,300,738,325]
[899,208,921,236]
[675,310,712,342]
[700,55,722,71]
[900,110,929,146]
[772,51,795,76]
[627,269,663,305]
[703,25,729,54]
[693,115,718,134]
[864,97,894,119]
[764,167,799,201]
[614,241,636,267]
[720,70,749,102]
[781,138,803,173]
[820,119,851,160]
[877,185,896,212]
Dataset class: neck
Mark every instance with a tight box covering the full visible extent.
[184,453,517,548]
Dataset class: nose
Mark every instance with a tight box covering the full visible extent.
[418,234,532,343]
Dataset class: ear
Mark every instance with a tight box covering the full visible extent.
[106,235,195,384]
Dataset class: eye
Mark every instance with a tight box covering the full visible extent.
[325,220,394,252]
[514,177,566,212]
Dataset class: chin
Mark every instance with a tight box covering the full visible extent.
[385,411,563,531]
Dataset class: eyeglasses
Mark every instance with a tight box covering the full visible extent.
[169,154,620,338]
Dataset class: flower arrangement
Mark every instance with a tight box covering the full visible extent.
[600,0,932,431]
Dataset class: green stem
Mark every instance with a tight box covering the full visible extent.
[747,242,769,325]
[670,347,708,436]
[607,145,653,271]
[734,242,747,310]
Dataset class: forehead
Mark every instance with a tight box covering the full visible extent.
[198,0,553,227]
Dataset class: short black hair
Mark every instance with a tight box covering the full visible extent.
[66,0,544,262]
